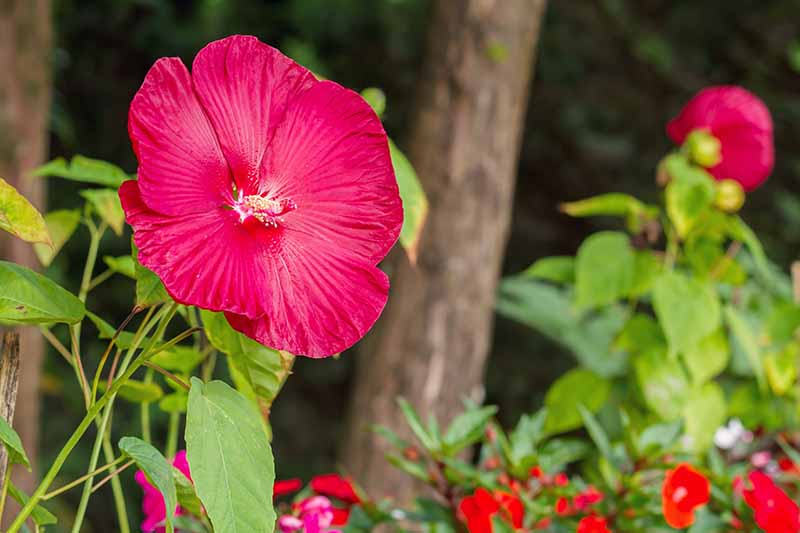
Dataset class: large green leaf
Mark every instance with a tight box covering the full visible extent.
[81,188,125,236]
[186,378,276,533]
[120,436,176,529]
[574,231,635,310]
[34,155,129,188]
[0,261,85,325]
[0,416,29,469]
[682,329,730,385]
[201,311,293,411]
[544,369,609,435]
[0,177,50,245]
[389,139,428,264]
[634,349,690,420]
[682,382,726,453]
[497,277,628,376]
[652,271,720,357]
[34,209,81,267]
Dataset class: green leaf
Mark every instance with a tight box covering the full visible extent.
[8,482,57,526]
[119,436,177,528]
[630,250,661,296]
[0,261,85,325]
[652,271,720,357]
[538,438,590,472]
[544,369,609,435]
[634,349,690,420]
[442,405,497,453]
[664,154,715,238]
[103,255,136,279]
[614,314,665,356]
[560,193,654,220]
[725,306,766,392]
[574,231,635,310]
[86,310,138,349]
[508,410,547,471]
[186,378,276,533]
[397,398,438,452]
[682,330,730,385]
[201,310,293,410]
[150,346,206,374]
[578,405,613,463]
[101,380,164,403]
[386,454,430,483]
[34,155,129,188]
[637,420,683,456]
[33,209,81,267]
[174,467,203,517]
[80,188,125,236]
[159,392,189,414]
[497,277,628,377]
[0,177,50,245]
[523,256,575,283]
[0,416,29,469]
[389,139,428,264]
[727,216,770,280]
[682,382,726,453]
[133,241,170,308]
[765,343,798,396]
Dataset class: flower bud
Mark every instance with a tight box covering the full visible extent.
[714,179,745,213]
[685,128,722,168]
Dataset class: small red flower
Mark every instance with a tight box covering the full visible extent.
[529,466,543,479]
[310,474,360,504]
[121,35,402,358]
[554,473,569,487]
[574,486,604,511]
[459,488,523,533]
[742,471,800,533]
[667,85,774,191]
[661,463,710,528]
[555,496,572,516]
[577,515,611,533]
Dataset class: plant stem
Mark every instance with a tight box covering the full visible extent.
[102,432,131,533]
[0,465,12,524]
[91,460,134,493]
[39,327,72,363]
[165,412,180,459]
[143,361,190,391]
[42,457,123,500]
[141,368,153,444]
[87,268,114,291]
[69,303,178,533]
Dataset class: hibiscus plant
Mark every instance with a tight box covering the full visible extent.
[0,35,423,532]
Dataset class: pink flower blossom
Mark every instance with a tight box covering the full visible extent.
[135,451,192,533]
[121,34,403,357]
[667,86,774,191]
[279,496,343,533]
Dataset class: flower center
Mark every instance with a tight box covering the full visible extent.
[672,486,688,503]
[232,194,297,228]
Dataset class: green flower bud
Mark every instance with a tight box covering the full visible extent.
[714,179,745,213]
[685,129,722,168]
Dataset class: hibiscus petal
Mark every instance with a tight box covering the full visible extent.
[191,35,315,195]
[263,81,403,263]
[225,237,390,357]
[129,57,233,216]
[119,180,274,319]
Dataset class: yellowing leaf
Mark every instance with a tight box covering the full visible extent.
[34,209,81,267]
[81,188,125,236]
[390,139,428,264]
[0,177,50,245]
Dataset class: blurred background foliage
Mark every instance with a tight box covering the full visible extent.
[39,0,800,529]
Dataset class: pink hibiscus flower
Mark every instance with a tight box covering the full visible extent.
[135,451,193,533]
[120,35,403,357]
[666,85,774,191]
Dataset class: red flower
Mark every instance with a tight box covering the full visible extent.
[310,474,360,504]
[274,478,302,498]
[577,515,611,533]
[331,507,350,526]
[742,471,800,533]
[555,497,572,516]
[661,463,710,528]
[459,488,523,533]
[121,35,403,358]
[574,486,604,511]
[554,473,569,487]
[667,85,773,191]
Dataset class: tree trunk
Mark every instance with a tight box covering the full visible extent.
[342,0,547,504]
[0,0,52,493]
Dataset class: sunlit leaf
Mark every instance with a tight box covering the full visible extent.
[81,188,125,236]
[682,382,726,453]
[133,241,170,308]
[0,416,29,469]
[544,369,609,435]
[574,231,635,310]
[0,177,50,245]
[390,139,427,264]
[34,155,129,188]
[652,271,720,357]
[523,256,574,283]
[103,255,136,279]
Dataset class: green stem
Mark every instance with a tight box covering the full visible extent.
[141,368,153,444]
[87,268,114,291]
[69,303,178,533]
[102,432,130,533]
[0,465,12,524]
[42,457,123,501]
[165,412,180,459]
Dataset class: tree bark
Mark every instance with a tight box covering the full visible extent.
[0,332,21,483]
[0,0,52,493]
[342,0,547,504]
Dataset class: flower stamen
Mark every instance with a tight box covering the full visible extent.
[233,194,297,228]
